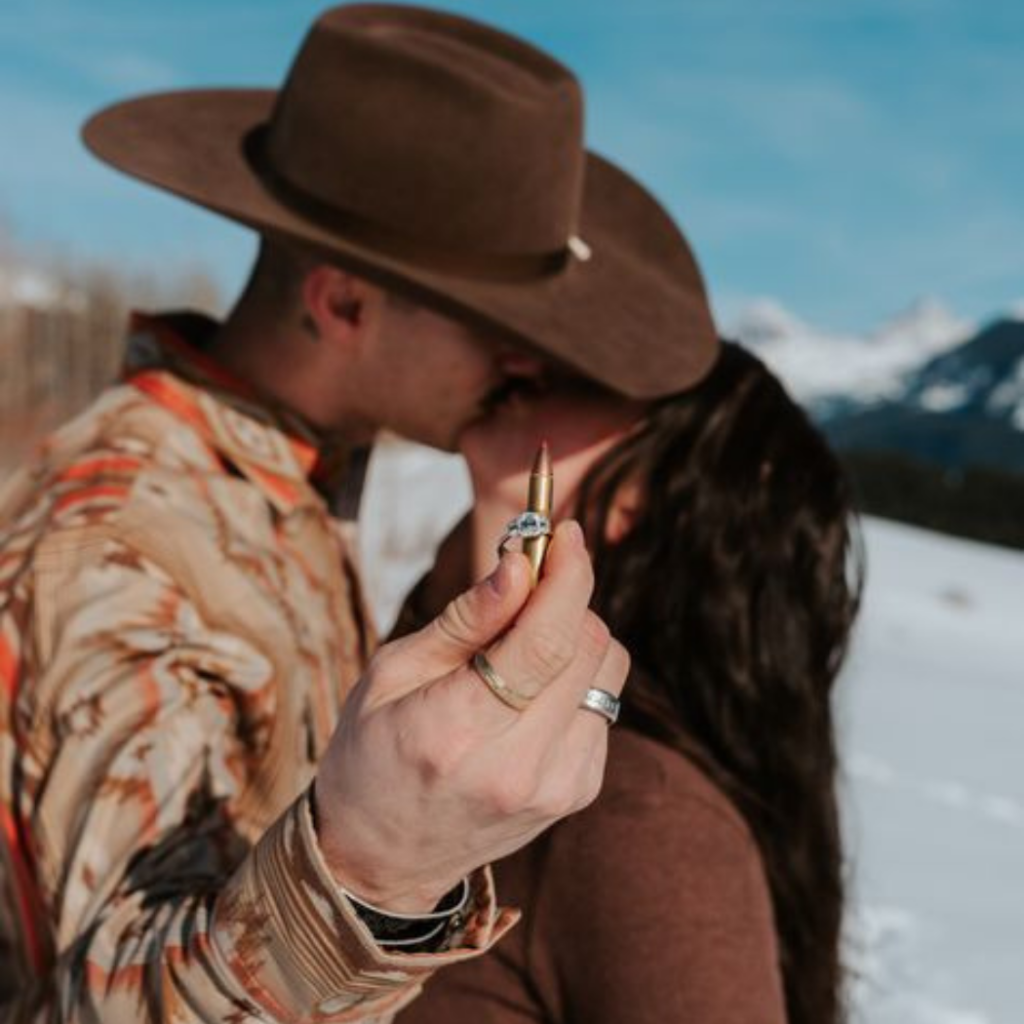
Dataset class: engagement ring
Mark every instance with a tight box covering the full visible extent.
[497,511,552,557]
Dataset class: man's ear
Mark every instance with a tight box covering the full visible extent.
[301,266,374,342]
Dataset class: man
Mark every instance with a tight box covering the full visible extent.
[0,5,717,1022]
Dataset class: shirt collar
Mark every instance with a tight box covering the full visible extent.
[122,311,358,515]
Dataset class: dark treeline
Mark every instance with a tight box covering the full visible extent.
[842,449,1024,551]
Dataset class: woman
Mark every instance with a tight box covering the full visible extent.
[399,341,863,1024]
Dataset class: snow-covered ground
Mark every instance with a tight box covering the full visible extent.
[841,519,1024,1024]
[359,441,1024,1024]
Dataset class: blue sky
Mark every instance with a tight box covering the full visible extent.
[0,0,1021,330]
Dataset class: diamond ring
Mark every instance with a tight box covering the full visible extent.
[497,511,552,557]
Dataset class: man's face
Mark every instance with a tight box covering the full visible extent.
[364,297,544,451]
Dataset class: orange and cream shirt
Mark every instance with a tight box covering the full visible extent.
[0,313,511,1023]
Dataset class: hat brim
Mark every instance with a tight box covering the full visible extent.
[83,89,717,398]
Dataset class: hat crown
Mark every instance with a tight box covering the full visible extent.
[81,4,718,398]
[257,3,585,261]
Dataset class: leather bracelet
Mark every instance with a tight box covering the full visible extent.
[344,877,471,952]
[307,784,470,951]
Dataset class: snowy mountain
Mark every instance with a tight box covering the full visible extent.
[869,298,976,361]
[727,297,974,406]
[824,319,1024,473]
[901,319,1024,428]
[358,440,1024,1024]
[729,299,1024,476]
[728,297,819,347]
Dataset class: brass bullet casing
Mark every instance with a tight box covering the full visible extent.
[522,442,553,586]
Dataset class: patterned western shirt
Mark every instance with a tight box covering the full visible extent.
[0,312,514,1023]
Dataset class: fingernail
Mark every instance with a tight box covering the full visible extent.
[488,556,511,596]
[560,520,584,547]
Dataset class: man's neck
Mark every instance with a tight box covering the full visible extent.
[204,301,286,395]
[205,301,370,446]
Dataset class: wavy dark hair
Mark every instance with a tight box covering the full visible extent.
[576,341,863,1024]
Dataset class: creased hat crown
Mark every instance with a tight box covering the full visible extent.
[250,4,585,271]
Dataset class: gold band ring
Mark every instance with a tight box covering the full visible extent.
[471,652,534,712]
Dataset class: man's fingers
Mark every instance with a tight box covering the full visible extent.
[482,521,594,700]
[570,619,630,706]
[407,552,532,675]
[568,630,630,730]
[524,612,629,725]
[525,633,630,816]
[384,519,599,727]
[462,605,617,735]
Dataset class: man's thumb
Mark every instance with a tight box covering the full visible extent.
[411,553,531,673]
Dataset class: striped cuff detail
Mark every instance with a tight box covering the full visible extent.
[212,788,520,1022]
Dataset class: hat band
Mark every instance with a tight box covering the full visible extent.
[244,127,571,283]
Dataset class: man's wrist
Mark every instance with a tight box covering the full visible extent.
[309,778,469,950]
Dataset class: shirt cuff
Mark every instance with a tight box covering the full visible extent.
[211,787,520,1022]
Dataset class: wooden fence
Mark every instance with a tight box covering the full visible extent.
[0,268,219,478]
[0,297,126,476]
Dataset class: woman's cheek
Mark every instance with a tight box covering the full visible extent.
[460,420,539,488]
[465,452,531,506]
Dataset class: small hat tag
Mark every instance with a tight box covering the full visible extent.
[568,235,592,262]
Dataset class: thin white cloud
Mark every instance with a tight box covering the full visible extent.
[0,90,91,184]
[643,68,876,163]
[80,52,181,92]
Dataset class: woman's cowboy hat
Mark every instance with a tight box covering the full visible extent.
[83,3,717,398]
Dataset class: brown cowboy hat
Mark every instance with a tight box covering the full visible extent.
[83,3,717,398]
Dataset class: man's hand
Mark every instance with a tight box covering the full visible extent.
[314,520,629,913]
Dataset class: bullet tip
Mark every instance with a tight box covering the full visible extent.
[532,441,552,476]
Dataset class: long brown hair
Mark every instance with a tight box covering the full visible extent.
[577,341,863,1024]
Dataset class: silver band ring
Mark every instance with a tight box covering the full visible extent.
[580,687,620,725]
[471,652,534,712]
[497,511,552,558]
